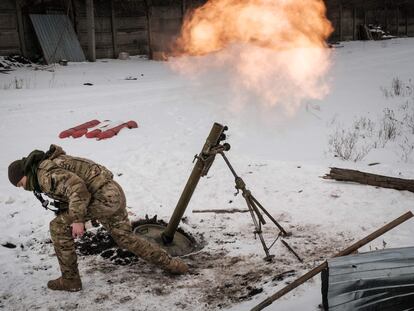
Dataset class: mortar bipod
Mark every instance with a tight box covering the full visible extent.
[217,150,293,261]
[133,122,299,261]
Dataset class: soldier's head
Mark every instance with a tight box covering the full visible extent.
[8,160,27,189]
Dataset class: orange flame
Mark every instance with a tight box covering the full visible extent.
[171,0,334,113]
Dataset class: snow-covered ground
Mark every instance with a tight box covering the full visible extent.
[1,38,414,311]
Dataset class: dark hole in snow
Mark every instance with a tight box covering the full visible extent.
[76,215,198,265]
[2,242,16,249]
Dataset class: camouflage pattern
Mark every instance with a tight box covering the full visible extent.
[39,146,184,279]
[37,145,113,223]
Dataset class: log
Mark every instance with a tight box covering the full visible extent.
[251,211,414,311]
[323,167,414,193]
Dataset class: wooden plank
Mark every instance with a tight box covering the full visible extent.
[144,0,153,58]
[111,0,118,58]
[0,0,15,10]
[115,17,147,30]
[79,32,113,46]
[77,17,112,32]
[182,0,186,21]
[353,7,356,40]
[86,0,96,61]
[150,31,179,51]
[151,17,182,32]
[0,31,20,48]
[94,32,113,45]
[0,47,20,54]
[152,6,182,19]
[341,7,354,41]
[396,7,399,36]
[117,43,149,55]
[339,3,343,41]
[116,31,148,45]
[96,47,113,59]
[407,15,414,36]
[406,7,409,36]
[115,0,146,17]
[15,0,26,56]
[0,14,17,29]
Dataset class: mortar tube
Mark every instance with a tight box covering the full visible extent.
[161,123,225,244]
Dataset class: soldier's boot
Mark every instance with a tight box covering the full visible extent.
[47,276,82,292]
[164,257,189,275]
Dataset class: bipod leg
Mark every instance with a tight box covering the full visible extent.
[244,194,274,261]
[281,239,303,263]
[245,192,266,225]
[250,195,289,236]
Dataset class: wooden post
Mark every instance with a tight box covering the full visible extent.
[86,0,96,62]
[110,0,118,58]
[396,7,399,36]
[363,8,367,26]
[406,6,409,36]
[353,7,357,40]
[251,211,414,311]
[181,0,186,22]
[339,3,343,41]
[15,0,26,57]
[67,0,76,28]
[144,0,153,59]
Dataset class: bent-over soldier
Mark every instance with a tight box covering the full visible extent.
[8,145,188,292]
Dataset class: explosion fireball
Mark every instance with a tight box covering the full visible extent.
[172,0,334,113]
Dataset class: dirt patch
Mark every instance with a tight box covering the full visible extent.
[70,220,353,310]
[76,227,139,265]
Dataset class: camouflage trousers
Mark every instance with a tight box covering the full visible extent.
[49,180,174,279]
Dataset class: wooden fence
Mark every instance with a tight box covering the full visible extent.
[1,0,414,60]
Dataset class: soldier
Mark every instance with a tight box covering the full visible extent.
[8,144,188,292]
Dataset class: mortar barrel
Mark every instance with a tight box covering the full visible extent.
[162,122,226,244]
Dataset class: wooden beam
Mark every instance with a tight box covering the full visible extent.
[396,7,399,36]
[86,0,96,62]
[110,0,118,58]
[406,5,409,36]
[251,211,414,311]
[144,0,153,59]
[15,0,27,57]
[363,8,367,26]
[339,3,343,41]
[323,167,414,192]
[182,0,186,22]
[353,7,357,40]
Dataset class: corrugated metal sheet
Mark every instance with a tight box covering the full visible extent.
[322,247,414,311]
[29,14,86,64]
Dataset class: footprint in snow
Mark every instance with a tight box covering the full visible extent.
[5,197,15,204]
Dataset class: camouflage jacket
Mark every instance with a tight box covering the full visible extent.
[37,145,113,223]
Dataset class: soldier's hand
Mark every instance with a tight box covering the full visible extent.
[71,222,85,239]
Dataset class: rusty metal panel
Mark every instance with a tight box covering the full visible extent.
[29,14,85,64]
[322,247,414,311]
